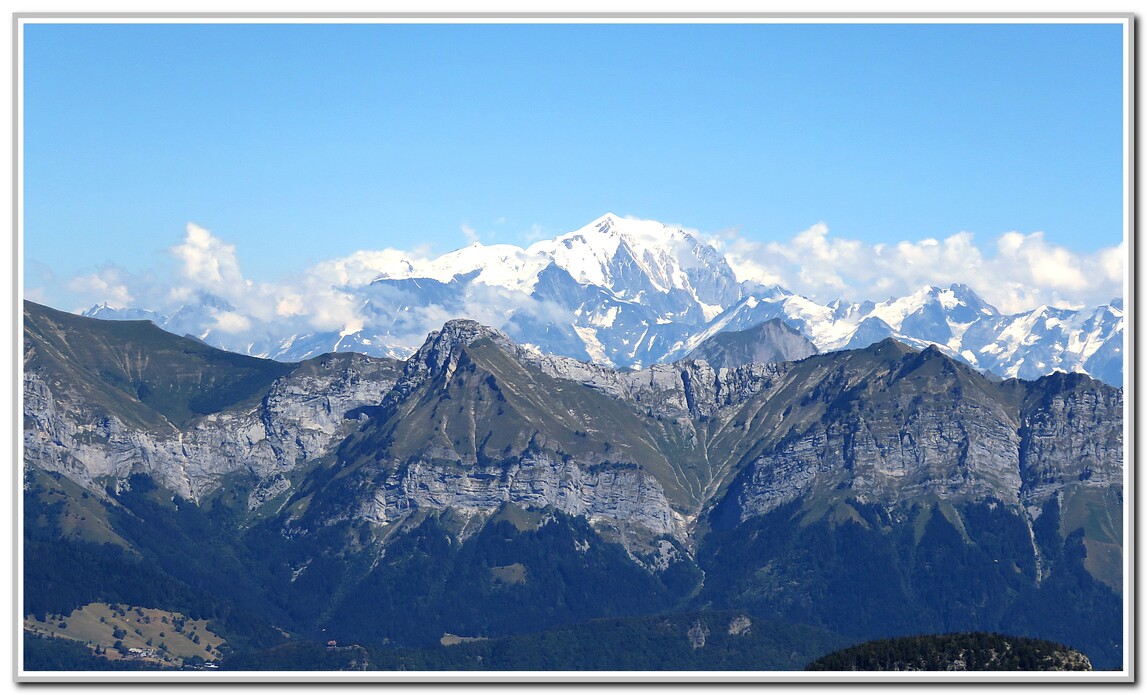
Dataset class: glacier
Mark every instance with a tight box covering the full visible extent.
[82,213,1124,387]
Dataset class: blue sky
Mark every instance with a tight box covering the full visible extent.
[22,20,1126,311]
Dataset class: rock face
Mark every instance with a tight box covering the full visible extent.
[23,301,402,504]
[1018,372,1124,507]
[728,346,1027,519]
[335,455,684,542]
[24,304,1123,560]
[24,353,400,505]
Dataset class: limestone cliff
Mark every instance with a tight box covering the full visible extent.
[23,306,1123,565]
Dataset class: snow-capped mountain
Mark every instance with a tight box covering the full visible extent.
[81,213,1125,387]
[329,212,742,368]
[967,301,1124,385]
[666,283,1124,386]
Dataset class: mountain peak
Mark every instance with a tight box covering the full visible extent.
[592,211,621,228]
[533,214,738,312]
[381,319,519,407]
[429,318,509,350]
[865,336,916,358]
[581,213,684,245]
[683,317,818,368]
[64,212,1119,386]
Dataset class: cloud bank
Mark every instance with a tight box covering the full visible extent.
[55,219,1124,353]
[713,223,1124,314]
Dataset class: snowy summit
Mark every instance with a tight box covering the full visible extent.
[83,213,1125,387]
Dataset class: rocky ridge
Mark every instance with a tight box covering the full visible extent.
[24,354,400,507]
[347,454,684,543]
[268,320,1122,571]
[24,304,1123,564]
[23,301,402,506]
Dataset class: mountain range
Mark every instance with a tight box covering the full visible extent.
[83,213,1124,386]
[23,300,1124,671]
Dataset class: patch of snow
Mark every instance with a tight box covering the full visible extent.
[937,288,963,310]
[945,319,975,351]
[867,286,933,331]
[571,325,612,366]
[698,301,724,322]
[589,305,621,329]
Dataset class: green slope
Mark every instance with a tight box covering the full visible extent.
[338,335,712,510]
[24,300,295,429]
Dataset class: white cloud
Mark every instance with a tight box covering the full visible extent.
[154,224,428,337]
[49,219,1123,358]
[212,310,252,334]
[308,247,429,285]
[723,223,1123,314]
[461,224,480,244]
[301,288,364,334]
[173,223,244,291]
[276,293,305,317]
[66,267,135,308]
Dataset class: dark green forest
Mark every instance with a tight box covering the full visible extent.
[698,497,1121,669]
[807,632,1093,671]
[23,469,1120,671]
[222,611,848,671]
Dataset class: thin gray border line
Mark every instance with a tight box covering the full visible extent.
[1128,14,1138,682]
[11,13,1137,686]
[11,13,1136,684]
[11,12,1137,685]
[11,10,19,690]
[10,11,1138,19]
[9,673,1128,685]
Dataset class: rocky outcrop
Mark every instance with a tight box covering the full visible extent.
[734,411,1023,519]
[719,346,1120,523]
[344,454,685,542]
[24,311,1123,560]
[526,346,790,415]
[383,319,523,406]
[24,353,399,504]
[1018,372,1124,507]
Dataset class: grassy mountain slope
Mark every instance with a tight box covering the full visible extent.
[25,300,295,429]
[22,308,1124,671]
[337,335,712,510]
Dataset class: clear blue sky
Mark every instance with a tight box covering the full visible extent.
[23,20,1126,297]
